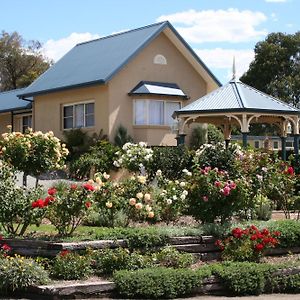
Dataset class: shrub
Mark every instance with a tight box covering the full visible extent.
[0,255,49,294]
[114,124,133,147]
[207,124,224,144]
[114,267,201,299]
[0,161,45,236]
[50,250,92,280]
[187,166,249,223]
[213,262,275,296]
[189,125,207,149]
[68,141,119,179]
[0,129,68,185]
[113,142,153,173]
[154,246,194,268]
[90,247,153,275]
[45,181,95,236]
[148,146,192,180]
[215,225,280,262]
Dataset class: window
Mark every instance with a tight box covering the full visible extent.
[254,141,260,149]
[273,141,279,149]
[22,115,32,133]
[63,102,94,129]
[286,141,294,148]
[134,100,180,126]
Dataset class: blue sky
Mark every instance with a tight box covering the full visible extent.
[1,0,298,83]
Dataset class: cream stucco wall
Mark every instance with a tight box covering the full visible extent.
[108,32,208,145]
[0,113,11,134]
[34,85,109,139]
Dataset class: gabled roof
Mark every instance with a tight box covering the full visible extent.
[0,88,32,113]
[18,21,220,98]
[176,79,300,115]
[129,81,187,98]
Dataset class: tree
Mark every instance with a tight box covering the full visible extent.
[241,31,300,108]
[0,31,51,91]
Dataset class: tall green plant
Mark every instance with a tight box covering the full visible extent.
[114,125,133,147]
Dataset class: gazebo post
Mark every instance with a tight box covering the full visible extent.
[242,132,248,148]
[281,136,287,161]
[225,139,230,149]
[176,133,186,146]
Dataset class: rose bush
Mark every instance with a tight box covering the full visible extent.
[0,128,69,185]
[215,225,280,262]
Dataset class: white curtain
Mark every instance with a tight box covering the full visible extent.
[135,100,147,125]
[149,101,164,125]
[165,102,180,126]
[75,104,84,128]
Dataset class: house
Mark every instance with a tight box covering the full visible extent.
[0,21,220,145]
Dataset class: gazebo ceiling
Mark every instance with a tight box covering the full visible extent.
[175,79,299,115]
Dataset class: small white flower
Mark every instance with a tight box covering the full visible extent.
[183,190,188,196]
[156,170,162,176]
[166,199,172,205]
[180,182,186,187]
[172,195,177,200]
[136,192,143,200]
[180,194,186,200]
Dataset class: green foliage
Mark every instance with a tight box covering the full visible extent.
[0,161,45,236]
[241,31,300,108]
[50,250,92,280]
[214,262,275,295]
[253,194,273,221]
[90,247,152,275]
[69,141,119,179]
[114,267,201,299]
[148,146,193,180]
[0,255,49,294]
[114,124,133,147]
[189,125,207,149]
[155,246,194,268]
[193,143,241,176]
[0,31,51,91]
[46,182,95,236]
[207,124,224,144]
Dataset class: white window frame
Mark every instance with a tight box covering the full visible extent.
[133,99,181,126]
[273,141,279,149]
[62,100,95,130]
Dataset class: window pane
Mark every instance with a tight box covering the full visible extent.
[86,103,94,114]
[135,100,147,125]
[75,104,84,128]
[64,106,73,117]
[64,117,73,129]
[86,115,94,127]
[165,102,180,126]
[149,101,164,125]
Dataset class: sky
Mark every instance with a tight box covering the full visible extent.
[1,0,299,84]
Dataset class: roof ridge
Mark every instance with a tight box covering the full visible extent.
[232,81,245,109]
[76,21,169,47]
[238,81,298,111]
[0,87,26,95]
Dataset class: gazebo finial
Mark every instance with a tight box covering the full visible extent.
[232,56,236,80]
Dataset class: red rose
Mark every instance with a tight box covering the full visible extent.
[255,243,264,252]
[214,181,221,187]
[70,184,78,190]
[273,231,281,237]
[31,201,38,208]
[85,201,92,208]
[250,225,258,232]
[83,183,95,191]
[60,249,70,257]
[232,227,243,238]
[250,234,258,241]
[287,166,294,175]
[1,244,12,252]
[261,228,269,236]
[48,187,57,196]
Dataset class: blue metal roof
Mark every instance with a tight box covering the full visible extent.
[129,81,187,98]
[176,79,300,115]
[0,88,32,113]
[18,21,221,98]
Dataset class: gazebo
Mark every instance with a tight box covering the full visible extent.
[174,77,300,160]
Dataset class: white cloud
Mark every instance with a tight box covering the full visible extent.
[42,32,100,61]
[157,8,267,43]
[265,0,287,3]
[196,48,255,80]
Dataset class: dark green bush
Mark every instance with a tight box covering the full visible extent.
[113,124,133,147]
[148,146,193,180]
[69,141,119,179]
[50,250,92,280]
[155,246,195,268]
[114,267,201,299]
[0,256,49,294]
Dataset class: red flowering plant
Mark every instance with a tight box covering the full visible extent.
[0,235,12,258]
[0,160,45,236]
[187,167,249,223]
[44,181,95,236]
[215,225,280,262]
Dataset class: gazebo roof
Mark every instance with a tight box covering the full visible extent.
[176,79,300,115]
